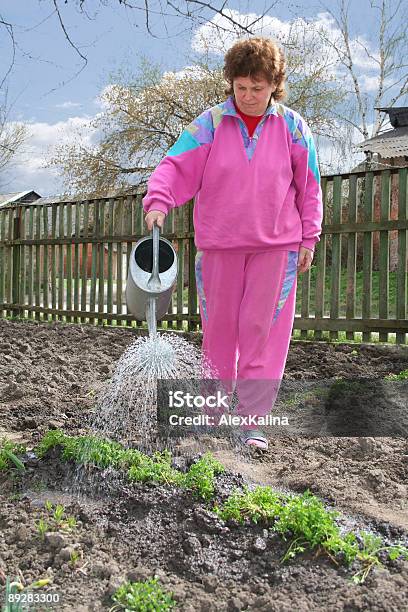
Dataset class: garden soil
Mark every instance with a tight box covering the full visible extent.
[0,318,407,611]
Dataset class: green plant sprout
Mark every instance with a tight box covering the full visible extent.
[64,516,77,531]
[384,368,408,381]
[53,504,65,526]
[110,578,176,612]
[36,518,49,540]
[8,492,22,502]
[42,499,77,532]
[3,577,24,612]
[69,550,81,567]
[3,575,53,612]
[182,453,225,501]
[0,439,26,472]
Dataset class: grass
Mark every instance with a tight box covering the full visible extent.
[3,311,405,344]
[38,268,404,319]
[110,578,176,611]
[295,267,402,318]
[3,263,407,342]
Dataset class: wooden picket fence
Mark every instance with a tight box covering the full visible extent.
[0,166,407,344]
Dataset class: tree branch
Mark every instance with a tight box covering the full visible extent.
[52,0,88,64]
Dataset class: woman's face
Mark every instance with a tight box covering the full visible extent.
[233,75,275,116]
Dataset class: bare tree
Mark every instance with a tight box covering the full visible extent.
[317,0,408,141]
[0,92,29,188]
[46,47,344,196]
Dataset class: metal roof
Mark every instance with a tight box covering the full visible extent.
[357,126,408,158]
[0,190,39,206]
[376,106,408,128]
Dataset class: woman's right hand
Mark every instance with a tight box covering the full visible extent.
[145,210,166,231]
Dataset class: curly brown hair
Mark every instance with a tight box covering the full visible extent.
[223,37,287,101]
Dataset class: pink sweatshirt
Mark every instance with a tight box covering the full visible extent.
[143,96,323,253]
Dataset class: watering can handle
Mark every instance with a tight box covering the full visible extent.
[147,222,162,291]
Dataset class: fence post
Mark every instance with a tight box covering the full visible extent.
[11,209,21,318]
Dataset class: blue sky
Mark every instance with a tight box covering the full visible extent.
[0,0,401,195]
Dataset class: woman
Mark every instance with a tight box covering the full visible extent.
[143,37,323,450]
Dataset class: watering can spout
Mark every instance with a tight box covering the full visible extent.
[126,222,177,323]
[146,224,162,292]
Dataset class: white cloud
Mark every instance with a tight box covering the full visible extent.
[191,9,380,90]
[358,74,379,92]
[55,101,82,109]
[1,116,99,197]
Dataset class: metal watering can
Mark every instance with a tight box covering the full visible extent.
[126,224,177,332]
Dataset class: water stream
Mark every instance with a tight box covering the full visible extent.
[146,296,157,337]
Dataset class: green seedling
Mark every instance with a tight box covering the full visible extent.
[43,501,77,532]
[0,439,26,472]
[8,492,22,502]
[28,578,52,589]
[3,576,24,612]
[64,516,77,531]
[280,537,308,563]
[384,368,408,381]
[182,453,225,501]
[4,574,54,612]
[53,504,65,526]
[127,449,184,487]
[110,578,176,612]
[36,518,49,540]
[69,550,81,567]
[351,534,408,584]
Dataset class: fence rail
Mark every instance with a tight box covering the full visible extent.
[0,166,407,343]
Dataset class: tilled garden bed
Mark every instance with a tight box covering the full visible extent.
[0,319,408,611]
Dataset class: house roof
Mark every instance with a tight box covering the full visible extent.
[0,190,42,207]
[376,106,408,128]
[356,126,408,158]
[34,186,145,206]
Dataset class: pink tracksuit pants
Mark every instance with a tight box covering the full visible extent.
[195,250,299,428]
